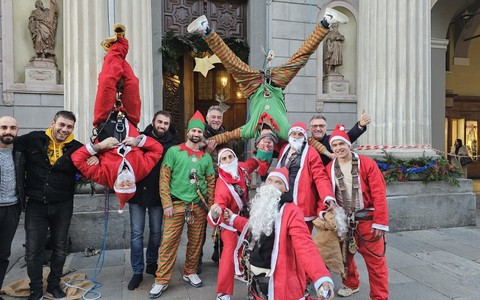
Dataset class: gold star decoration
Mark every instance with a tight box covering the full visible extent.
[194,56,215,77]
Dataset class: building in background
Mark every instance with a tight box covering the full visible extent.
[1,0,479,175]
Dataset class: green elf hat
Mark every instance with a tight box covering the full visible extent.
[188,110,206,131]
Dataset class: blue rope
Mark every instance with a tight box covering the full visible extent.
[65,188,110,300]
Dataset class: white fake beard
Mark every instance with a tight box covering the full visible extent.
[288,136,304,152]
[249,184,282,242]
[219,158,239,178]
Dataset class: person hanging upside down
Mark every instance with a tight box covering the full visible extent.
[72,24,163,210]
[187,8,349,165]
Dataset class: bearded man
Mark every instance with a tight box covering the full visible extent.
[224,168,334,300]
[276,122,335,231]
[149,111,215,299]
[208,148,259,300]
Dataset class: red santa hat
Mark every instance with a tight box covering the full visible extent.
[329,124,351,147]
[267,167,290,191]
[288,122,308,139]
[217,148,237,165]
[114,168,136,211]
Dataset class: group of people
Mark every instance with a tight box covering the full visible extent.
[0,7,390,300]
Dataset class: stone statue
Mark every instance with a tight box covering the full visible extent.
[28,0,58,60]
[324,23,345,75]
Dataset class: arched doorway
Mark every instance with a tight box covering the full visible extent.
[161,0,249,145]
[431,0,480,177]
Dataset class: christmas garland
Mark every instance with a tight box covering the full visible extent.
[161,31,250,74]
[375,151,461,185]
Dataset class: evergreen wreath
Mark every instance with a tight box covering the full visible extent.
[161,31,250,75]
[375,151,461,186]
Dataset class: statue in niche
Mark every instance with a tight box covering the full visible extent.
[324,23,345,75]
[28,0,58,61]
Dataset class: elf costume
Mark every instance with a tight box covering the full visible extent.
[154,111,216,286]
[202,23,330,157]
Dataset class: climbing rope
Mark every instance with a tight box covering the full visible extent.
[65,188,111,300]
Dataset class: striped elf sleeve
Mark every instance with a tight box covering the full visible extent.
[211,127,242,145]
[160,164,173,208]
[308,137,329,155]
[205,173,216,208]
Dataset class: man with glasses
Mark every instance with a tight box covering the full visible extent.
[308,111,371,166]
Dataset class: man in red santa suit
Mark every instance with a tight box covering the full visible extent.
[207,148,260,300]
[276,122,336,231]
[224,168,334,300]
[72,135,163,210]
[325,124,389,299]
[72,25,163,210]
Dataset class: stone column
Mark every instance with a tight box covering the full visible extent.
[64,0,153,143]
[357,0,433,158]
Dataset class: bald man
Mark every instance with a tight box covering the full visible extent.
[0,116,24,293]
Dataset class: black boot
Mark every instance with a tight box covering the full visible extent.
[127,274,143,290]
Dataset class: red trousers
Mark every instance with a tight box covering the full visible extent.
[216,229,241,295]
[93,38,141,127]
[343,221,388,300]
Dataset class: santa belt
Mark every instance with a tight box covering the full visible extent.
[355,209,374,221]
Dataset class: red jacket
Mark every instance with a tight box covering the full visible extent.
[72,135,163,189]
[326,153,389,231]
[276,144,335,221]
[207,158,258,230]
[232,203,333,300]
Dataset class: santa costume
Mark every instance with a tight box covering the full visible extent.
[276,122,335,230]
[326,124,389,300]
[230,168,334,300]
[206,148,259,297]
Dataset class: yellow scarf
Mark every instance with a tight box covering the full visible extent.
[45,128,74,165]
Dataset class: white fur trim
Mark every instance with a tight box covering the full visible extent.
[268,204,286,300]
[288,126,307,139]
[372,223,389,232]
[218,173,244,211]
[86,143,98,155]
[268,171,289,192]
[217,148,237,164]
[329,135,351,147]
[137,134,147,147]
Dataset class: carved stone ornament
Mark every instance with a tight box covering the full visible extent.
[3,92,14,106]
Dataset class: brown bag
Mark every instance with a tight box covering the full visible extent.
[1,267,92,300]
[312,211,345,278]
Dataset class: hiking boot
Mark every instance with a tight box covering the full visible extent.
[323,7,349,26]
[46,285,66,300]
[114,23,126,38]
[337,286,360,297]
[145,263,158,276]
[100,34,117,52]
[27,290,43,300]
[127,274,143,290]
[187,15,209,34]
[182,273,202,287]
[149,283,168,299]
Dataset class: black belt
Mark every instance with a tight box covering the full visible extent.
[355,210,374,221]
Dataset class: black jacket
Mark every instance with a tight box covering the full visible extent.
[13,146,26,208]
[317,122,367,166]
[15,131,83,204]
[128,125,178,207]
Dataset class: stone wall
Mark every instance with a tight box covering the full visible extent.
[387,179,476,231]
[68,179,476,251]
